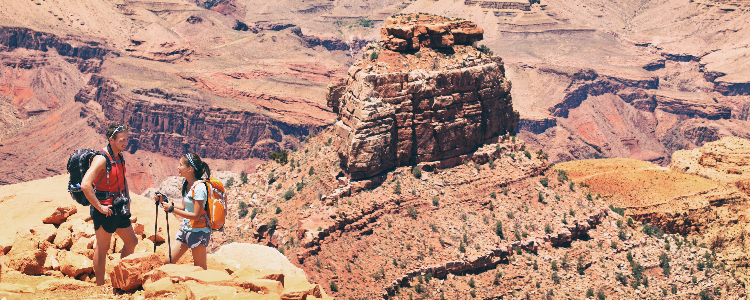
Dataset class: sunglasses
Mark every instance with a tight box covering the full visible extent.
[109,126,124,139]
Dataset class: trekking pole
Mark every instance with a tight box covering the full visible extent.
[165,209,172,264]
[154,201,158,253]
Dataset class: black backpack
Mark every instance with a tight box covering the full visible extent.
[66,149,114,206]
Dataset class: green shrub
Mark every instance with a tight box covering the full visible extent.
[432,196,439,206]
[557,170,569,182]
[370,51,379,60]
[540,177,549,187]
[269,150,289,165]
[468,277,475,288]
[308,166,314,175]
[490,191,497,199]
[477,44,493,55]
[610,241,617,249]
[609,205,625,216]
[250,207,258,219]
[551,272,561,284]
[524,149,532,159]
[283,189,295,200]
[642,223,665,239]
[413,166,422,179]
[545,224,553,234]
[407,206,418,219]
[267,217,278,232]
[538,191,545,202]
[357,17,373,27]
[394,180,401,195]
[275,206,282,214]
[551,260,558,271]
[238,201,248,218]
[586,289,594,298]
[495,221,504,239]
[597,291,606,300]
[226,177,235,188]
[577,256,586,275]
[329,281,338,292]
[240,171,248,184]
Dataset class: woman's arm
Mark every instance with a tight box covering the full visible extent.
[166,199,204,220]
[81,155,111,216]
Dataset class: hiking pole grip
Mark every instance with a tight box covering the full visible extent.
[165,211,172,264]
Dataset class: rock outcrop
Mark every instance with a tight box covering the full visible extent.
[380,14,483,51]
[327,14,519,179]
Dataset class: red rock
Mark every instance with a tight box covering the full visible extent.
[6,249,46,275]
[42,205,77,225]
[53,227,73,250]
[58,251,93,278]
[381,15,483,51]
[110,252,164,291]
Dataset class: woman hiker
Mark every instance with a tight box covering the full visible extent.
[154,152,212,269]
[80,122,139,285]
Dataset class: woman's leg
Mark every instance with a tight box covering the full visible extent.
[93,227,113,286]
[166,240,189,264]
[115,226,139,259]
[191,245,207,270]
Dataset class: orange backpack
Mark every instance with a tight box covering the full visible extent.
[190,178,227,231]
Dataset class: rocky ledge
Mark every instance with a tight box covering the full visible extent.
[327,14,519,180]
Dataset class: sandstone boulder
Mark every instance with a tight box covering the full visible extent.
[7,250,47,275]
[70,237,94,254]
[29,225,57,243]
[53,227,73,250]
[58,251,93,278]
[70,219,95,240]
[110,252,163,291]
[281,277,324,299]
[184,269,233,284]
[42,205,77,225]
[234,277,284,294]
[214,243,307,279]
[35,279,94,291]
[42,248,60,272]
[143,277,176,297]
[183,281,238,300]
[133,238,154,254]
[144,264,203,283]
[0,283,34,293]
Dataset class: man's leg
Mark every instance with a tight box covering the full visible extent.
[93,227,113,286]
[115,226,139,259]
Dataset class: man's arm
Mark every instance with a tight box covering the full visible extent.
[81,155,110,215]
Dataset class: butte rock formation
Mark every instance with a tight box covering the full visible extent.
[327,14,519,179]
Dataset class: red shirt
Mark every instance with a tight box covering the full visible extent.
[93,148,126,205]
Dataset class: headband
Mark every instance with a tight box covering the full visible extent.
[186,153,198,171]
[109,126,124,139]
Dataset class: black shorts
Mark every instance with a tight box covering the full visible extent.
[90,205,132,233]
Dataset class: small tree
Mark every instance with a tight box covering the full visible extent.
[226,177,235,188]
[495,221,504,239]
[308,166,315,176]
[238,201,248,218]
[329,281,338,292]
[240,171,248,185]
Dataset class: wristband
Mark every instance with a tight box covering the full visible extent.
[168,203,174,213]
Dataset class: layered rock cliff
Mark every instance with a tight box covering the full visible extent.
[75,75,311,160]
[327,15,519,179]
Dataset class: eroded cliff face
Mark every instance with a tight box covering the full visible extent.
[75,75,310,160]
[327,15,519,179]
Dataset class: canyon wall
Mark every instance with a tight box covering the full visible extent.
[75,75,311,160]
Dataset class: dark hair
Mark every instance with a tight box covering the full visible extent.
[106,122,130,140]
[181,153,212,197]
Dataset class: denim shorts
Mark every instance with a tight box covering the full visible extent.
[175,228,210,249]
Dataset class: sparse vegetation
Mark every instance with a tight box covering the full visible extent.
[412,166,422,179]
[225,177,235,188]
[269,150,289,165]
[477,44,493,55]
[557,170,569,182]
[407,206,418,219]
[283,189,295,200]
[540,177,549,187]
[238,201,248,218]
[495,221,504,239]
